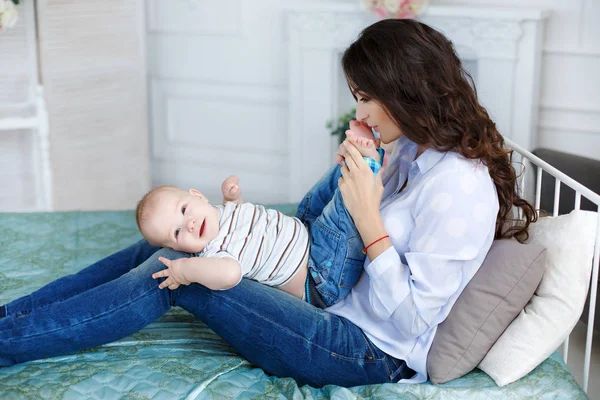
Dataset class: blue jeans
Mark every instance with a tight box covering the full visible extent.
[0,240,414,387]
[297,164,365,307]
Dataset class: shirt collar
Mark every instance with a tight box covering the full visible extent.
[414,147,446,174]
[397,136,446,174]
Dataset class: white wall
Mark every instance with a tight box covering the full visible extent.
[433,0,600,160]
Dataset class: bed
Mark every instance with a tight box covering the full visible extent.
[0,141,595,399]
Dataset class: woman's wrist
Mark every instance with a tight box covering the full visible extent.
[365,237,393,261]
[355,209,392,261]
[354,207,384,236]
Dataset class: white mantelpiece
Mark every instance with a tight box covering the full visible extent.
[286,4,548,202]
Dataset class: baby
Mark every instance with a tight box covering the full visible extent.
[137,179,310,299]
[136,121,383,306]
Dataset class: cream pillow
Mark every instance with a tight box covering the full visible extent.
[479,210,598,386]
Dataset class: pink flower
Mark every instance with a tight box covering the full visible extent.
[397,10,415,19]
[373,7,387,18]
[364,0,427,20]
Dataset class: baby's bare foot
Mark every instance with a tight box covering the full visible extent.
[221,175,243,204]
[345,120,380,163]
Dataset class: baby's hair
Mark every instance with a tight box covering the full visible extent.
[135,185,182,235]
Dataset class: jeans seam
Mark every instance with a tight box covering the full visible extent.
[359,331,384,363]
[314,218,341,242]
[14,290,80,317]
[345,232,365,260]
[360,333,397,380]
[211,290,379,364]
[297,192,311,222]
[4,286,164,342]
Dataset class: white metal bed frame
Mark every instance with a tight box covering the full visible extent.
[505,138,600,394]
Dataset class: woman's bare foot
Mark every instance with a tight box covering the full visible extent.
[221,175,243,204]
[335,120,381,164]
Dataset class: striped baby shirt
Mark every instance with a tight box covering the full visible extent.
[199,202,310,288]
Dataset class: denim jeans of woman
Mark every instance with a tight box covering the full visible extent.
[0,170,414,388]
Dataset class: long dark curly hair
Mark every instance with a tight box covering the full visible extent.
[342,19,536,242]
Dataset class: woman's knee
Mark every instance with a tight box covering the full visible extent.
[134,239,162,259]
[131,248,194,277]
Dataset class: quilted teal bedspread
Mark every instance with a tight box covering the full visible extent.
[0,208,588,399]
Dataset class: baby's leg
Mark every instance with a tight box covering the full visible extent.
[296,165,341,231]
[221,175,243,204]
[305,186,366,307]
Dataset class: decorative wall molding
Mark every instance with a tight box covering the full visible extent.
[150,78,288,175]
[154,145,288,175]
[539,106,600,135]
[147,0,242,36]
[286,12,368,48]
[152,158,289,205]
[543,48,600,57]
[424,17,523,60]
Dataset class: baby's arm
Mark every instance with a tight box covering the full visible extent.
[185,257,242,290]
[154,256,242,291]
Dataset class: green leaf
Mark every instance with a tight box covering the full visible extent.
[326,107,356,144]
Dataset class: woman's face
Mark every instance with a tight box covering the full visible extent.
[354,92,403,144]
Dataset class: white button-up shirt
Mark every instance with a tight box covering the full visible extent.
[326,135,499,383]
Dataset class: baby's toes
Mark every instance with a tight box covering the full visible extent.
[349,120,361,129]
[358,137,372,148]
[345,129,358,142]
[226,175,239,186]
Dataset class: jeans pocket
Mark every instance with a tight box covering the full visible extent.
[338,260,363,289]
[309,219,341,279]
[346,234,366,262]
[359,331,380,362]
[338,234,366,288]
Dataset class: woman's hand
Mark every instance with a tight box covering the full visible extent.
[153,257,192,290]
[338,139,384,227]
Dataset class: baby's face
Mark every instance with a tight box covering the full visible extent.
[143,188,220,253]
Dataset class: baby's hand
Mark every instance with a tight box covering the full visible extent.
[221,175,243,204]
[153,257,192,290]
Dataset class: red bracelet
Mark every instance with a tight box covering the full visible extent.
[362,235,390,254]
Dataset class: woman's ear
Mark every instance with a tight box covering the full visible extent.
[188,188,207,201]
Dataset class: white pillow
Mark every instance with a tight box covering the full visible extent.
[478,209,598,386]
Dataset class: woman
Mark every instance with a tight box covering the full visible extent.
[0,19,535,387]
